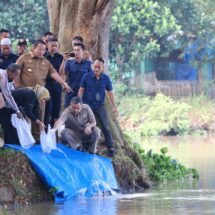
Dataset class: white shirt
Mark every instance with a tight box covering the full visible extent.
[0,69,19,111]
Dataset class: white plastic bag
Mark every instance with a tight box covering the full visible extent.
[40,125,57,153]
[11,114,36,149]
[57,124,65,138]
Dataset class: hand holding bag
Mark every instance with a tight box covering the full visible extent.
[40,125,57,153]
[11,114,35,149]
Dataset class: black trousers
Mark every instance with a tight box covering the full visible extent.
[45,83,62,127]
[0,107,19,144]
[93,105,113,149]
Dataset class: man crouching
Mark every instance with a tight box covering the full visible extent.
[54,96,100,154]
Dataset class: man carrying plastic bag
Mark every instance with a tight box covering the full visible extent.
[0,64,23,144]
[11,114,35,149]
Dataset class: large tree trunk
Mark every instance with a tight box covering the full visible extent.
[47,0,150,192]
[47,0,112,69]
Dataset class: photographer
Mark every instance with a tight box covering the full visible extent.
[62,43,93,108]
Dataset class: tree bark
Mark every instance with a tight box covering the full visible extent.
[47,0,113,69]
[47,0,150,192]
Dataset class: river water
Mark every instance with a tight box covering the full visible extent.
[4,136,215,215]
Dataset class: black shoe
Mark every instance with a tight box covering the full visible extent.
[108,148,115,157]
[76,146,83,151]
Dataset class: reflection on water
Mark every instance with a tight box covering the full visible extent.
[4,136,215,215]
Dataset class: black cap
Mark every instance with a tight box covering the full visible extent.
[17,39,27,46]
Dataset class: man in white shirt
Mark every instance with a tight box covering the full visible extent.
[0,63,23,144]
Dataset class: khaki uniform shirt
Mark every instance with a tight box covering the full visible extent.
[59,104,96,130]
[16,52,56,87]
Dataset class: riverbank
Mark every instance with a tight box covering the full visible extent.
[0,94,205,204]
[118,94,215,142]
[0,149,52,204]
[0,145,150,204]
[2,136,213,214]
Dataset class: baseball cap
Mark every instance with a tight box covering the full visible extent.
[17,38,27,46]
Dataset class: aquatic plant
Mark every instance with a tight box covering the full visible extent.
[135,145,199,182]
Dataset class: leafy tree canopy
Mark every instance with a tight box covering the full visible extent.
[0,0,49,41]
[110,0,215,76]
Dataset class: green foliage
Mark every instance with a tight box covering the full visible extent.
[134,144,199,182]
[119,94,215,141]
[0,0,49,40]
[119,94,191,139]
[110,0,179,78]
[159,0,210,36]
[110,0,215,81]
[140,94,191,136]
[183,95,215,128]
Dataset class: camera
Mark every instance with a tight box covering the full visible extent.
[65,52,75,57]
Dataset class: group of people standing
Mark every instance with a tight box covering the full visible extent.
[0,29,118,157]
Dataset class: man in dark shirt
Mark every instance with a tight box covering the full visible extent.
[64,43,93,108]
[0,38,18,69]
[45,37,63,125]
[78,58,118,157]
[11,88,45,129]
[17,39,28,57]
[0,29,10,41]
[42,31,54,55]
[72,36,83,47]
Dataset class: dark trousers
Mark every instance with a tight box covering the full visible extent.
[64,91,77,108]
[93,105,113,149]
[0,107,19,144]
[45,83,62,126]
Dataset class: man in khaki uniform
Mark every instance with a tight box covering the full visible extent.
[15,39,71,129]
[54,96,100,154]
[15,39,71,91]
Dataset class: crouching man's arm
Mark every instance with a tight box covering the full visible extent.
[53,119,64,131]
[53,108,68,131]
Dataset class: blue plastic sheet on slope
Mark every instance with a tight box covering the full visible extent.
[5,143,119,201]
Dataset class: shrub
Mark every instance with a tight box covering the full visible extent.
[133,144,199,182]
[140,94,191,136]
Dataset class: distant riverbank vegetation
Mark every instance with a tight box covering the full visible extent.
[118,93,215,141]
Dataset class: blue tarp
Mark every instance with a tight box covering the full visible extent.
[175,62,198,80]
[5,144,119,201]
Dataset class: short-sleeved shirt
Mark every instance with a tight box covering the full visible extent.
[80,72,113,110]
[16,52,57,87]
[0,53,18,69]
[45,52,63,85]
[59,104,96,129]
[64,59,93,93]
[0,69,19,111]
